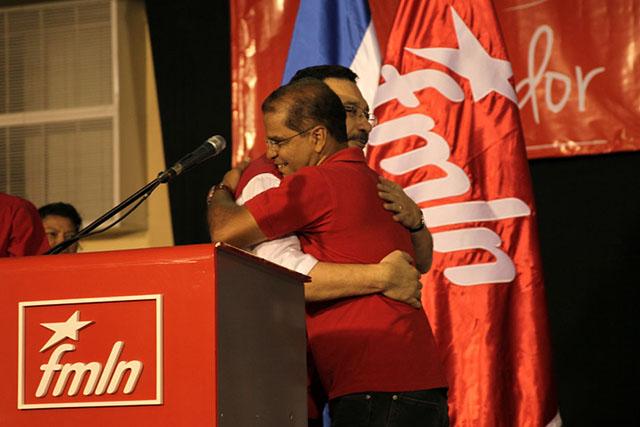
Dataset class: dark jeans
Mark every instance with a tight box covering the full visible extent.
[328,389,449,427]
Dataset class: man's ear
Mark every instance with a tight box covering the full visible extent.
[311,126,328,153]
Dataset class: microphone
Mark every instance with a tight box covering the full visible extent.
[158,135,226,183]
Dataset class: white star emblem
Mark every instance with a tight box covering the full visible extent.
[40,310,93,352]
[406,6,517,103]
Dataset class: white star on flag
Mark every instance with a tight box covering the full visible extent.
[40,310,93,352]
[406,6,518,104]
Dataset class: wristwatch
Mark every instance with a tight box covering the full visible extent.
[408,213,426,233]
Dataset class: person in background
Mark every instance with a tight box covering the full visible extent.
[0,192,50,257]
[38,202,82,254]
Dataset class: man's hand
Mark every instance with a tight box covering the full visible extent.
[378,250,423,309]
[207,158,268,248]
[208,159,251,205]
[377,176,433,273]
[377,176,423,230]
[222,158,251,192]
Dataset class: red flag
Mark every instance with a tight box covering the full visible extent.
[367,1,559,425]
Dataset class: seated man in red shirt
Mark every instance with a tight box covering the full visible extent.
[209,78,448,427]
[0,192,50,257]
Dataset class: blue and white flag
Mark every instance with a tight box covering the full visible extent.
[282,0,381,108]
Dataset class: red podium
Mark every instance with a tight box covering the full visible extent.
[0,243,308,426]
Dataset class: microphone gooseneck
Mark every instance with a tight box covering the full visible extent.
[47,134,227,254]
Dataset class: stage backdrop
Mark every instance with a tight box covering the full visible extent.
[231,0,639,162]
[145,1,637,425]
[232,0,562,426]
[494,0,640,158]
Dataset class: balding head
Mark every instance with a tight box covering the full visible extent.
[262,78,347,144]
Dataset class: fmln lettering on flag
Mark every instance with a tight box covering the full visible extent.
[366,0,560,426]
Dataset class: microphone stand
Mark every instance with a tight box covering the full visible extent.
[46,171,173,255]
[45,134,225,255]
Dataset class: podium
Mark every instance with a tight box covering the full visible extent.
[0,243,308,426]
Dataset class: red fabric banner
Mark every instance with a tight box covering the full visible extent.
[494,0,640,158]
[230,0,301,162]
[366,0,559,425]
[231,1,639,162]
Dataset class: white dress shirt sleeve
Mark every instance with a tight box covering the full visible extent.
[237,172,319,275]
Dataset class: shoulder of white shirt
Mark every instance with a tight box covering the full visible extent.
[236,172,282,205]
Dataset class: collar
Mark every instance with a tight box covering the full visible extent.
[322,146,366,164]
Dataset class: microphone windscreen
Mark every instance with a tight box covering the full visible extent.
[207,135,227,154]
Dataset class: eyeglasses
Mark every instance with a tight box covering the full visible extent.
[343,104,378,127]
[266,126,315,147]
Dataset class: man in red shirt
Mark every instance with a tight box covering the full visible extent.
[0,193,50,257]
[226,66,433,304]
[209,78,448,426]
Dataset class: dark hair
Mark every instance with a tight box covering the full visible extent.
[262,78,347,143]
[290,65,358,83]
[38,202,82,232]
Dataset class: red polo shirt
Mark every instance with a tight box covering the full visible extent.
[245,147,446,399]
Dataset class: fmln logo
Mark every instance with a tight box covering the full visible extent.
[18,295,163,409]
